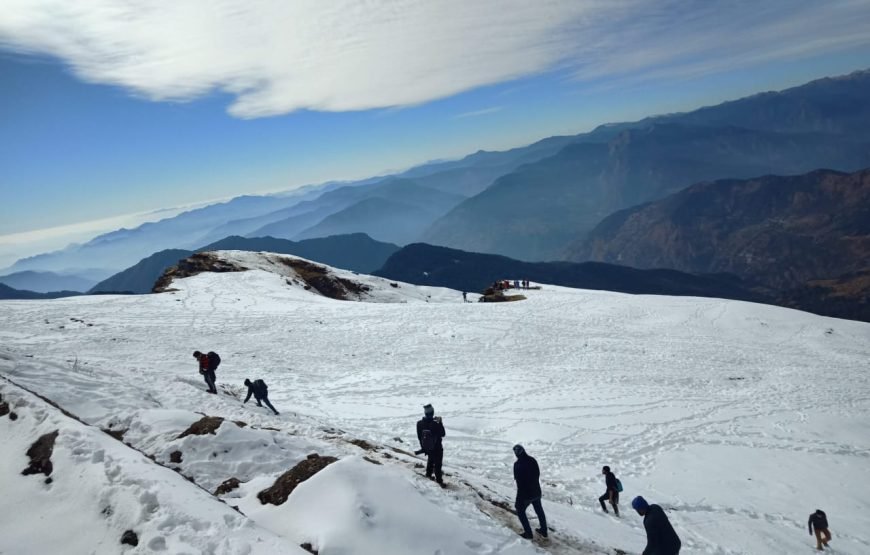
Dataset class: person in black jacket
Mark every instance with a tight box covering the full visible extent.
[416,404,446,485]
[808,509,831,550]
[193,350,219,394]
[243,378,279,415]
[513,444,548,539]
[599,465,620,516]
[632,496,681,555]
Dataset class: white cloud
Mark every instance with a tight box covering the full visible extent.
[0,1,868,119]
[454,106,503,119]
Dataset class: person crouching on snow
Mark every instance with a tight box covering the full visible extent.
[243,378,279,415]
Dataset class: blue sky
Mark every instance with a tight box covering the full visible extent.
[1,0,870,266]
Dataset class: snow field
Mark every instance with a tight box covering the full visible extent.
[1,251,869,554]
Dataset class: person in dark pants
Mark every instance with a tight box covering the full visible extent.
[599,465,620,516]
[243,378,279,415]
[193,351,219,394]
[513,444,548,539]
[416,404,446,485]
[632,496,681,555]
[808,509,831,550]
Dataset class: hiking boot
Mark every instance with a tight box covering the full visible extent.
[535,528,548,538]
[518,532,534,539]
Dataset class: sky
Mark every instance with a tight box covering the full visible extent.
[1,0,870,268]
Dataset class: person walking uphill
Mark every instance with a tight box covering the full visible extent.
[599,465,620,516]
[632,496,681,555]
[808,509,831,550]
[243,378,279,415]
[193,350,220,394]
[513,444,548,539]
[417,404,446,486]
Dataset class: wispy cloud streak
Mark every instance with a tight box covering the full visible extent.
[0,1,867,118]
[454,106,503,119]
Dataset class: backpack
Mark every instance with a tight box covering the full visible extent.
[207,351,221,371]
[254,379,267,392]
[615,478,623,493]
[421,428,436,452]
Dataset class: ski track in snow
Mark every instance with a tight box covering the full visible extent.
[1,254,870,554]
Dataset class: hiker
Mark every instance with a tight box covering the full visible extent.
[462,291,467,302]
[193,350,220,394]
[632,496,681,554]
[599,465,620,516]
[808,509,831,550]
[243,378,279,415]
[513,444,548,539]
[416,404,446,485]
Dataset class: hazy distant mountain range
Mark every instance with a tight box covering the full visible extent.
[0,282,82,300]
[0,269,110,293]
[568,168,870,289]
[422,71,870,261]
[5,69,870,321]
[375,243,762,303]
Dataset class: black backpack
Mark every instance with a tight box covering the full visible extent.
[207,351,221,371]
[254,379,267,392]
[421,429,436,452]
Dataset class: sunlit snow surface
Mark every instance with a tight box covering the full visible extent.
[1,251,869,554]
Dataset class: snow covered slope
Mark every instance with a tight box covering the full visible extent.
[1,253,869,554]
[156,250,460,304]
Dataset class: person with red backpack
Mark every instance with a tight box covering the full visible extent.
[193,350,220,394]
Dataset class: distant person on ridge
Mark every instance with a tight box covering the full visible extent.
[632,496,681,554]
[599,465,620,516]
[462,291,467,302]
[416,403,446,486]
[243,378,279,415]
[193,350,220,394]
[513,444,548,539]
[808,509,831,550]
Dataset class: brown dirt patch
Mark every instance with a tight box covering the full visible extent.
[177,416,224,439]
[153,252,248,293]
[22,430,59,477]
[278,257,371,301]
[169,450,183,463]
[362,456,382,465]
[480,293,526,303]
[215,477,241,496]
[347,438,377,451]
[389,446,416,457]
[300,543,319,554]
[102,427,127,441]
[257,453,338,506]
[0,401,9,417]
